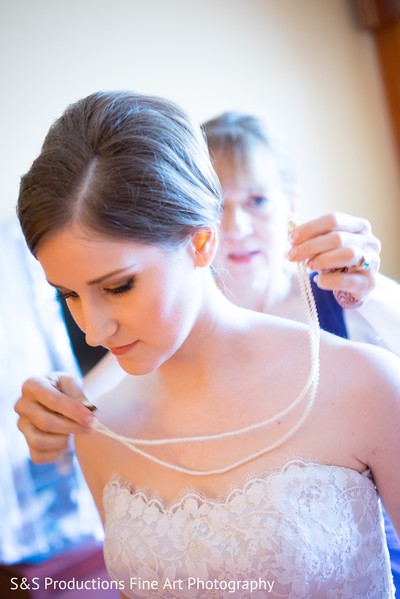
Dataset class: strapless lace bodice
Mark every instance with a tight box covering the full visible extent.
[103,461,394,598]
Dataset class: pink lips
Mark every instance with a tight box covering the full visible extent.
[107,341,138,356]
[227,250,260,264]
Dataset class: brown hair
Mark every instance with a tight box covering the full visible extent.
[17,91,222,255]
[202,111,296,195]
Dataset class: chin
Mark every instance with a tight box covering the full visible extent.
[115,357,153,376]
[116,354,167,377]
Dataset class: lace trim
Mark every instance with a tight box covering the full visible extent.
[104,457,372,514]
[103,459,393,598]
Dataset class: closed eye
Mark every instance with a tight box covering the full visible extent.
[55,289,78,301]
[55,277,135,301]
[104,277,135,296]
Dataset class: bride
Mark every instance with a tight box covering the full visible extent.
[16,90,399,597]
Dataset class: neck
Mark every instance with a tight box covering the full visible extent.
[155,271,240,393]
[217,266,296,315]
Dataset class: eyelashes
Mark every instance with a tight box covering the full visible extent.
[56,289,78,301]
[104,277,135,296]
[55,277,136,301]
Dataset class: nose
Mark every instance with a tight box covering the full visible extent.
[73,299,118,348]
[221,204,253,239]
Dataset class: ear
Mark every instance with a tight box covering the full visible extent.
[191,227,218,267]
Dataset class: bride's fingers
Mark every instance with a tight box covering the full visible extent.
[18,375,96,428]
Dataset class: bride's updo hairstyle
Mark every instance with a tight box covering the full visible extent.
[17,91,222,256]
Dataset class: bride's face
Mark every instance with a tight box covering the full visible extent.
[36,225,205,375]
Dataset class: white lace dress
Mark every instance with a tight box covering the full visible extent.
[103,461,395,598]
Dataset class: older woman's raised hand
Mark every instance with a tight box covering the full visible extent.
[288,212,381,308]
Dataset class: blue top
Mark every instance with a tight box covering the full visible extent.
[310,274,348,339]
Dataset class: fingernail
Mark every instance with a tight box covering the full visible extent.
[83,414,97,428]
[287,247,297,259]
[82,399,97,412]
[288,230,298,244]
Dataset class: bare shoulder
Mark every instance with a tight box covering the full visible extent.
[228,307,399,406]
[319,330,400,394]
[93,374,144,429]
[318,332,400,457]
[322,337,400,532]
[242,309,312,348]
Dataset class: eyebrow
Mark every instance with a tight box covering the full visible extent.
[47,265,137,289]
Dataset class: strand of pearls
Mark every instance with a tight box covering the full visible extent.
[93,259,320,476]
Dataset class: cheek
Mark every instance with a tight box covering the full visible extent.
[135,279,189,333]
[64,301,85,332]
[156,288,190,328]
[158,277,197,338]
[257,216,291,254]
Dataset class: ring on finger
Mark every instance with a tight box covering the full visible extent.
[356,253,371,271]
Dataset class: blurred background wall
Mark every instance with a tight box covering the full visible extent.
[1,0,399,278]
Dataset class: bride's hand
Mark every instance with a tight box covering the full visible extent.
[15,372,96,463]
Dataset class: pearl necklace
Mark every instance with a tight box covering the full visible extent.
[93,260,320,476]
